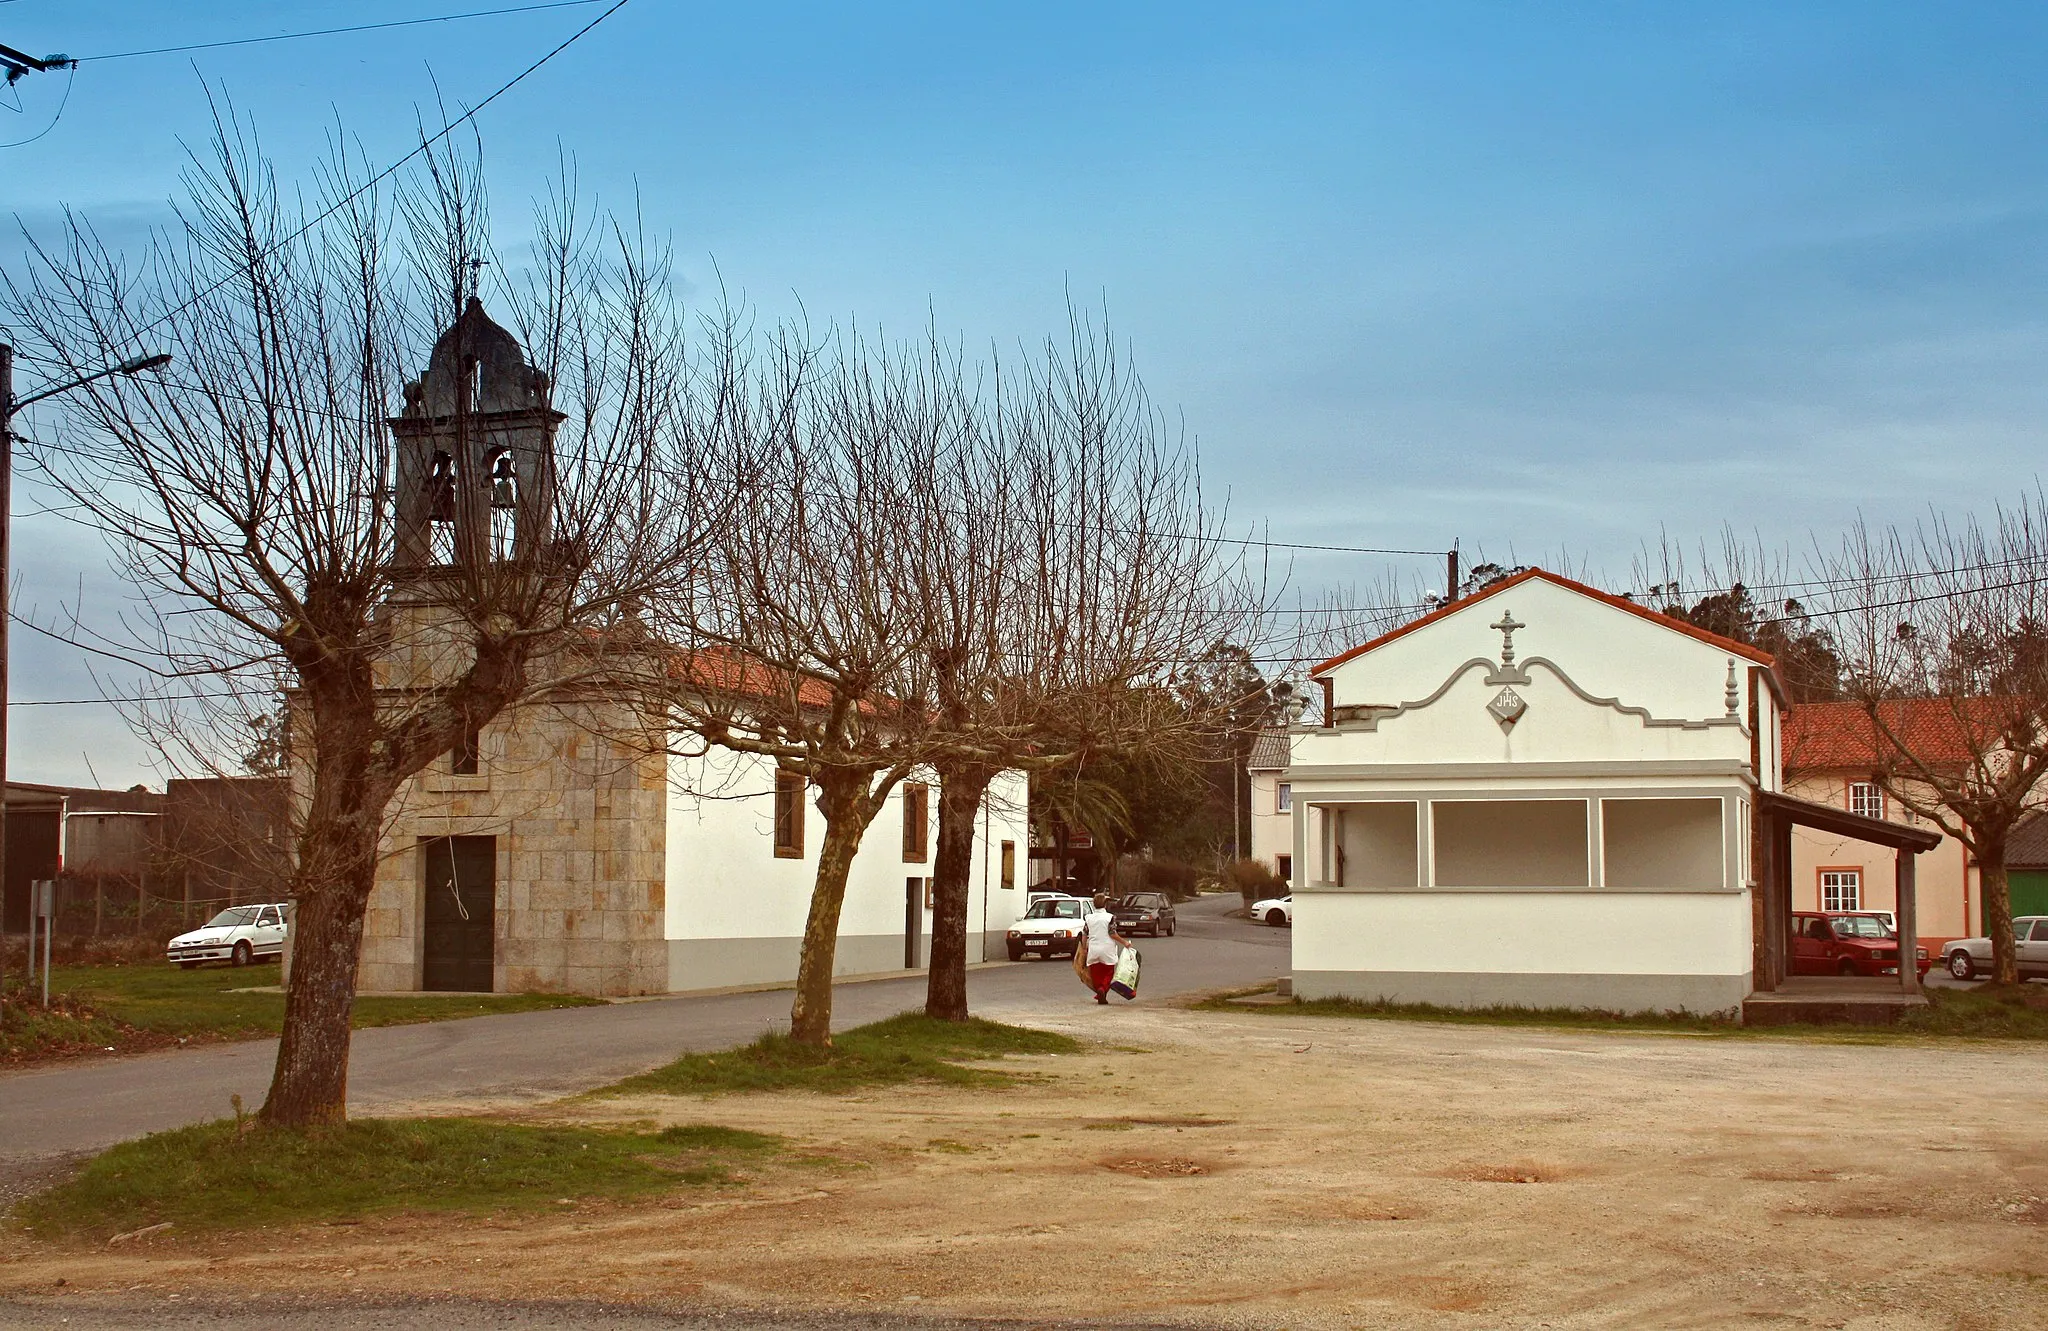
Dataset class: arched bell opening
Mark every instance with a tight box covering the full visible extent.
[486,447,519,561]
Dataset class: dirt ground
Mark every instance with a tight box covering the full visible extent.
[3,1006,2045,1330]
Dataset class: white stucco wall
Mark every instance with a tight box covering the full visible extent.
[661,746,1029,991]
[1248,768,1292,873]
[1320,576,1755,744]
[1294,890,1751,978]
[1284,573,1778,1016]
[1292,888,1752,1014]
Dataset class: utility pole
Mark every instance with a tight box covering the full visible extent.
[0,42,75,87]
[1445,541,1460,607]
[1,341,10,1003]
[0,342,170,1002]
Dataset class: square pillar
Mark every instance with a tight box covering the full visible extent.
[1896,852,1920,997]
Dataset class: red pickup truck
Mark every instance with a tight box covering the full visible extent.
[1791,911,1933,978]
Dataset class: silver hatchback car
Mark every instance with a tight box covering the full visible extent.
[1943,915,2048,980]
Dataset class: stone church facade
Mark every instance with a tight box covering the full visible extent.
[335,301,1027,998]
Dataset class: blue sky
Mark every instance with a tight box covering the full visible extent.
[3,2,2046,785]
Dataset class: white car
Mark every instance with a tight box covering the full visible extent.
[1006,897,1091,961]
[1250,894,1292,927]
[1943,915,2048,981]
[167,903,291,969]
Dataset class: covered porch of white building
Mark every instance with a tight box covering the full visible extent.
[1742,789,1942,1025]
[1287,774,1758,1016]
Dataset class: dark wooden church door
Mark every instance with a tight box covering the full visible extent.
[422,836,496,992]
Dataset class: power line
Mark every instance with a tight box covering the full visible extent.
[1752,572,2048,630]
[9,354,1451,562]
[79,1,611,62]
[23,356,2048,611]
[61,0,634,358]
[0,52,70,147]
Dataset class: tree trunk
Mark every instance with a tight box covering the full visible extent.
[926,762,996,1022]
[1979,854,2019,985]
[259,677,397,1128]
[788,775,880,1048]
[258,805,384,1126]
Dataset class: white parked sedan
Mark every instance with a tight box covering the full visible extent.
[1250,894,1292,927]
[1943,915,2048,980]
[1006,897,1091,961]
[166,903,291,969]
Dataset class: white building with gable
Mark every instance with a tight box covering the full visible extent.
[1283,568,1786,1016]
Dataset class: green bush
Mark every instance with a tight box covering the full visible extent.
[1223,857,1285,907]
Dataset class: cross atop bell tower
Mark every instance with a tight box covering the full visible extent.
[390,297,563,571]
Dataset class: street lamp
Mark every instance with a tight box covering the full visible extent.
[0,341,171,988]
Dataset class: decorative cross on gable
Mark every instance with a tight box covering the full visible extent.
[1491,611,1525,669]
[1487,609,1530,730]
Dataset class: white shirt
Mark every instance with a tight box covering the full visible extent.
[1083,909,1120,965]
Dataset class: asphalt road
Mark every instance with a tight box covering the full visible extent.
[0,894,1286,1165]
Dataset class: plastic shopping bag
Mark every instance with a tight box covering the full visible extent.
[1109,946,1140,1001]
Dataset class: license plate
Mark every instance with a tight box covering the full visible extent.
[1025,940,1047,948]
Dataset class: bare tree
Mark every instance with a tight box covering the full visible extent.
[649,323,955,1047]
[4,119,717,1124]
[1820,500,2048,984]
[907,313,1272,1021]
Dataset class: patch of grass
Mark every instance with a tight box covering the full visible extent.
[0,986,138,1063]
[602,1011,1082,1098]
[1204,984,2048,1041]
[4,962,601,1059]
[653,1123,782,1152]
[1899,984,2048,1038]
[18,1116,784,1240]
[1202,989,1745,1035]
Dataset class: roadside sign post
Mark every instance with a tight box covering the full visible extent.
[24,879,55,1006]
[33,879,53,1007]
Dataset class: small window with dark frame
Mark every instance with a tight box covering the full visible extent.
[902,782,929,862]
[773,770,805,858]
[1000,840,1016,890]
[451,725,481,776]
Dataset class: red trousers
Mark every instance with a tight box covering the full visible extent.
[1087,961,1116,996]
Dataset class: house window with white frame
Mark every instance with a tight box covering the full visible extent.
[1820,868,1861,912]
[1276,783,1291,813]
[1848,781,1884,821]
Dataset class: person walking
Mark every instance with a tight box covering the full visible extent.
[1081,892,1127,1005]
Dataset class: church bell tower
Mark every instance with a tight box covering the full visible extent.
[390,297,563,572]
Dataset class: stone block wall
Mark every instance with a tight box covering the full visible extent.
[356,690,669,996]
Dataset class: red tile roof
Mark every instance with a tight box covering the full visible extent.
[1310,568,1775,678]
[1782,698,2016,771]
[669,647,841,712]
